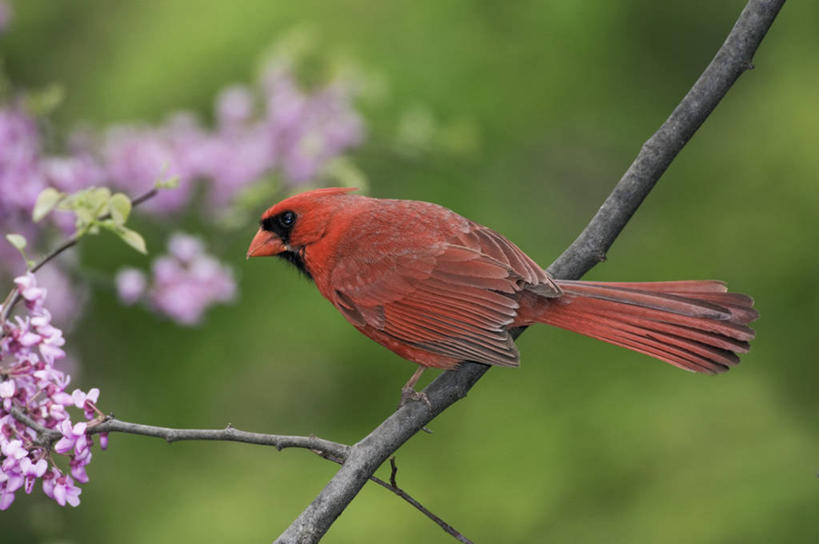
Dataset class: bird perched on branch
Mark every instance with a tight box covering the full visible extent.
[247,187,757,404]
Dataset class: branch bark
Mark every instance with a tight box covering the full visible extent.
[276,1,786,542]
[12,407,473,539]
[9,407,349,459]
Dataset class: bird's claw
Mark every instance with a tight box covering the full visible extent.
[399,387,431,409]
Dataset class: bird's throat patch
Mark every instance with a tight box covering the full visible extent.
[277,250,312,280]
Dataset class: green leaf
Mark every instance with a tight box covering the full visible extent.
[5,234,31,270]
[74,207,95,231]
[87,187,112,217]
[108,193,132,225]
[32,188,63,222]
[155,175,180,190]
[5,233,27,251]
[117,227,147,254]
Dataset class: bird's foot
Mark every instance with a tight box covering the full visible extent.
[399,386,431,409]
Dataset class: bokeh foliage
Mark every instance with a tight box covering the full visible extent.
[2,1,817,542]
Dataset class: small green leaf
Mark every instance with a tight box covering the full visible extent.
[5,234,31,269]
[87,187,112,217]
[5,233,27,251]
[108,193,132,225]
[74,207,95,230]
[155,175,180,190]
[117,227,147,254]
[33,188,63,222]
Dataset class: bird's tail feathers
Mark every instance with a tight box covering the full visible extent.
[533,280,758,374]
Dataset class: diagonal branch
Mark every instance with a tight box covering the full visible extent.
[276,1,786,542]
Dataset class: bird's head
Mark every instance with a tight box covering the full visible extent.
[247,187,359,274]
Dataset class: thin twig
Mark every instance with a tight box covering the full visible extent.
[88,415,350,459]
[276,2,786,542]
[8,407,350,460]
[0,188,158,323]
[315,451,473,544]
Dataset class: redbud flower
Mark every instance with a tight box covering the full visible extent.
[115,268,147,305]
[42,468,81,507]
[0,273,103,510]
[116,233,235,325]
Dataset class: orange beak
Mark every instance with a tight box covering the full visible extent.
[246,228,287,258]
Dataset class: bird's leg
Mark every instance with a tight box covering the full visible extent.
[399,366,431,408]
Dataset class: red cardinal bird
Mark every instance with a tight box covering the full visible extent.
[248,187,757,401]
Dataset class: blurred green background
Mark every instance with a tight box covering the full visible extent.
[2,1,817,542]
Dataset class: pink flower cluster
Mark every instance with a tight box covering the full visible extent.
[116,233,236,325]
[0,104,97,327]
[1,59,363,246]
[0,273,105,510]
[100,63,364,214]
[1,58,364,326]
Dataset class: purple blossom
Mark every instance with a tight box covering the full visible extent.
[202,125,276,207]
[54,420,89,456]
[93,61,364,213]
[264,66,364,184]
[102,124,194,213]
[0,272,103,510]
[0,379,14,401]
[14,273,47,310]
[1,439,27,465]
[72,387,99,419]
[69,450,91,483]
[117,233,235,325]
[2,58,367,295]
[216,85,255,128]
[0,106,45,216]
[19,456,47,493]
[40,154,106,195]
[42,468,81,507]
[168,232,204,263]
[116,268,147,305]
[149,233,236,325]
[0,474,21,509]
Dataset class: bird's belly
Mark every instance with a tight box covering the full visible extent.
[355,325,463,369]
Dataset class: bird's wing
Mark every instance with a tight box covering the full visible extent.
[329,220,559,367]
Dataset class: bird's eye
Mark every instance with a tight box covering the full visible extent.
[278,211,296,228]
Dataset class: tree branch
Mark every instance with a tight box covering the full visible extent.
[12,407,474,540]
[89,416,351,459]
[276,1,786,542]
[315,453,474,544]
[8,406,349,460]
